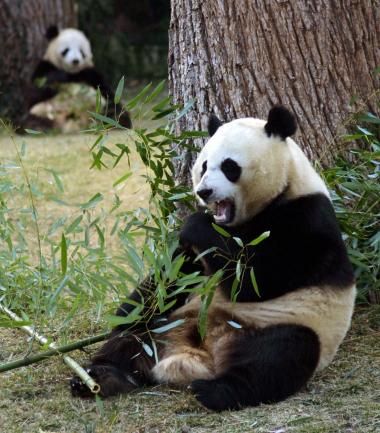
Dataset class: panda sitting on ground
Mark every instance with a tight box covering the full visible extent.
[27,26,131,128]
[70,106,355,411]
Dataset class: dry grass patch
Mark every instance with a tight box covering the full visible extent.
[0,307,379,433]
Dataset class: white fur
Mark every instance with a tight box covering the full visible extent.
[192,118,329,226]
[44,28,93,74]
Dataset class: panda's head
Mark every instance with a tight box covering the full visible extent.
[192,106,324,226]
[43,26,94,74]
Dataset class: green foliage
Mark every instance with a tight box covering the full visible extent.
[0,83,212,345]
[324,111,380,301]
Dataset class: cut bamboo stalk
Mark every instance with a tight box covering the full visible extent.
[0,303,105,394]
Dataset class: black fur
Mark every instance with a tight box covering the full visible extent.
[200,160,207,177]
[29,61,132,128]
[208,114,223,136]
[46,25,59,40]
[265,106,297,140]
[191,324,320,411]
[221,158,242,183]
[179,193,354,302]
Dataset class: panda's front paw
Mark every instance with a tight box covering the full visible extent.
[70,367,97,398]
[180,211,214,250]
[70,364,138,398]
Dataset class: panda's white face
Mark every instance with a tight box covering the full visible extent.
[44,29,93,74]
[192,118,292,226]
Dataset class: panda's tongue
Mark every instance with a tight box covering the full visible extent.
[214,200,232,224]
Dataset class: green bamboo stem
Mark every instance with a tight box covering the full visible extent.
[0,331,110,373]
[0,303,109,393]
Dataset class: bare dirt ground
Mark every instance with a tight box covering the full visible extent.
[0,132,379,433]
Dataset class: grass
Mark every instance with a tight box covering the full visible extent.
[0,129,149,251]
[0,130,379,433]
[0,306,379,433]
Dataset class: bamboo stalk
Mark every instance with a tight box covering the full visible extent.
[0,332,110,373]
[0,303,108,394]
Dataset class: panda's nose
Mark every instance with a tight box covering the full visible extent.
[197,188,213,201]
[72,59,79,65]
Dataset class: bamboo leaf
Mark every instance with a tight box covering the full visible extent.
[60,233,67,275]
[152,319,185,334]
[24,129,42,135]
[248,231,270,246]
[45,168,64,192]
[125,83,152,110]
[114,76,125,104]
[236,259,241,282]
[145,79,166,103]
[250,268,261,298]
[233,237,244,247]
[142,342,153,357]
[227,320,243,329]
[66,215,83,234]
[88,111,119,127]
[105,307,142,326]
[79,193,103,210]
[212,223,231,238]
[113,172,132,187]
[194,246,218,262]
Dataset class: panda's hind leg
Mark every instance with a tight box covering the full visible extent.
[70,332,155,398]
[191,324,320,411]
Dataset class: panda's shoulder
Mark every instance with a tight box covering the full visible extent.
[272,193,341,238]
[32,60,58,79]
[259,192,338,234]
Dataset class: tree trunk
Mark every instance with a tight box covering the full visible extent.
[169,0,380,185]
[0,0,77,126]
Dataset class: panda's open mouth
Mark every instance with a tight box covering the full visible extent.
[213,199,235,225]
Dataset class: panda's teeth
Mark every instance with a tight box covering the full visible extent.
[214,200,231,223]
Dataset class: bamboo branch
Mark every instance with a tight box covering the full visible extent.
[0,303,108,393]
[0,331,110,373]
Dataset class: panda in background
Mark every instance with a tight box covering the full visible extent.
[70,107,355,411]
[28,26,131,128]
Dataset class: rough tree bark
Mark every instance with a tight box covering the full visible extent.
[0,0,77,126]
[169,0,380,184]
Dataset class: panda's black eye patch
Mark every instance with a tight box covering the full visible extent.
[221,158,241,182]
[201,160,207,177]
[80,49,86,59]
[61,48,69,57]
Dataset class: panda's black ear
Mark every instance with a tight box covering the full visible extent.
[264,106,297,140]
[208,114,223,136]
[46,25,59,41]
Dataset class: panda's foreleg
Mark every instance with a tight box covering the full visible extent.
[191,324,320,411]
[71,247,201,398]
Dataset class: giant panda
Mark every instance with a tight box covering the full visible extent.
[70,106,355,411]
[27,26,131,128]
